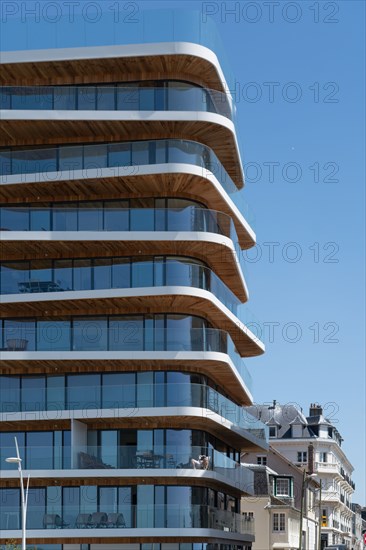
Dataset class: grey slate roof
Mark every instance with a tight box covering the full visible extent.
[246,401,342,441]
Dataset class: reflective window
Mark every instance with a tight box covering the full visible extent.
[112,258,131,288]
[37,320,70,351]
[94,258,112,290]
[132,259,154,287]
[73,318,107,351]
[26,432,53,469]
[47,376,66,411]
[54,259,73,291]
[53,87,75,109]
[22,376,46,410]
[104,200,129,231]
[30,208,50,230]
[0,376,20,413]
[27,487,46,528]
[117,84,139,110]
[109,316,143,351]
[0,432,24,472]
[108,142,131,167]
[84,144,108,170]
[102,373,135,409]
[67,374,101,410]
[53,203,78,230]
[77,86,96,110]
[59,146,83,172]
[73,259,92,290]
[97,86,116,110]
[131,141,150,165]
[78,202,103,230]
[1,261,29,294]
[0,206,29,230]
[130,207,154,231]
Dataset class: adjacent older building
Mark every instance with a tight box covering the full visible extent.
[246,402,356,549]
[242,446,319,550]
[0,8,268,550]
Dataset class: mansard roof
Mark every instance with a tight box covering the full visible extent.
[246,401,343,441]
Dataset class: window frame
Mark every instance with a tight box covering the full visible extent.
[273,512,286,532]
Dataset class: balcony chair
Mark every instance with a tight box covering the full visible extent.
[107,513,126,528]
[43,513,69,529]
[90,512,108,528]
[75,513,92,528]
[6,338,28,351]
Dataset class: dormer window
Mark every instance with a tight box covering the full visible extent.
[269,426,277,438]
[274,477,292,497]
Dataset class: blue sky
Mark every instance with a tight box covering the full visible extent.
[133,0,366,503]
[1,0,365,502]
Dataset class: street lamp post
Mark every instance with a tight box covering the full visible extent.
[317,481,322,550]
[299,471,318,550]
[5,436,30,550]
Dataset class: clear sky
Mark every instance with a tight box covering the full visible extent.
[199,0,366,503]
[1,0,365,502]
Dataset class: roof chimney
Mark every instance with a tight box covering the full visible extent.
[309,403,323,417]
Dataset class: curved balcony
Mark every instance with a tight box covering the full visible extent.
[0,324,255,394]
[1,8,234,90]
[0,102,242,186]
[0,206,249,300]
[0,505,254,541]
[0,84,233,119]
[1,258,243,313]
[1,444,254,494]
[0,139,254,244]
[0,380,270,442]
[0,205,236,237]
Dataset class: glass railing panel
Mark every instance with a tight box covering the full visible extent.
[0,85,233,120]
[0,504,254,534]
[0,9,234,82]
[0,258,241,314]
[0,444,254,490]
[0,206,236,238]
[0,382,268,441]
[0,139,254,226]
[0,326,255,392]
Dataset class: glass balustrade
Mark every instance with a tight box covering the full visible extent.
[0,205,250,280]
[0,205,235,235]
[0,323,253,390]
[0,504,254,534]
[0,139,253,226]
[1,258,241,315]
[0,381,270,440]
[0,8,233,79]
[0,84,233,119]
[0,444,253,489]
[0,8,235,86]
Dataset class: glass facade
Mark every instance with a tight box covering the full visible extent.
[0,483,253,534]
[0,255,240,315]
[0,431,71,470]
[0,314,254,393]
[0,12,265,547]
[0,139,253,225]
[0,373,266,440]
[0,203,237,241]
[0,81,233,120]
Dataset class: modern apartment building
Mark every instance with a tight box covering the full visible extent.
[0,9,268,550]
[246,401,355,549]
